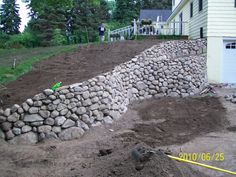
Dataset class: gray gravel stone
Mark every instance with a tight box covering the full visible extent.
[44,118,55,126]
[48,104,57,111]
[62,119,75,128]
[26,99,34,106]
[1,122,12,132]
[52,126,62,133]
[82,91,90,99]
[22,102,30,111]
[53,99,61,105]
[7,113,20,122]
[104,116,113,124]
[58,127,84,141]
[11,104,20,113]
[44,89,54,96]
[6,130,15,140]
[76,107,86,115]
[38,125,52,133]
[24,114,43,122]
[39,110,50,118]
[9,132,38,145]
[12,128,21,135]
[22,125,32,133]
[66,93,74,99]
[51,110,59,118]
[14,121,25,128]
[90,104,99,111]
[55,116,66,126]
[0,129,5,139]
[70,114,79,121]
[29,107,39,114]
[60,109,69,116]
[4,108,11,117]
[0,116,6,123]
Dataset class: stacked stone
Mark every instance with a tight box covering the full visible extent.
[225,93,236,104]
[0,39,207,144]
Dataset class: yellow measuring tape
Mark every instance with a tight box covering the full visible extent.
[167,155,236,175]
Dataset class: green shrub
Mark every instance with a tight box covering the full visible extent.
[4,32,38,48]
[51,29,67,46]
[0,33,10,48]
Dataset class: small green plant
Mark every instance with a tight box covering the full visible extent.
[51,29,67,46]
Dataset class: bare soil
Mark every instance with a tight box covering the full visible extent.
[0,96,227,177]
[0,40,160,109]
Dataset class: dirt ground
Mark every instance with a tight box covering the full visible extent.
[0,40,159,109]
[0,96,229,177]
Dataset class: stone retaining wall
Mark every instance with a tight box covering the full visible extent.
[0,39,207,144]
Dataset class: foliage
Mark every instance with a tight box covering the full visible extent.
[0,32,10,48]
[51,29,67,46]
[0,45,77,84]
[141,19,152,25]
[0,0,21,34]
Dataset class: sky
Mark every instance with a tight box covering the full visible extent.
[0,0,30,32]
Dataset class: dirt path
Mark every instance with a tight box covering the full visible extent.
[0,96,227,177]
[0,40,159,109]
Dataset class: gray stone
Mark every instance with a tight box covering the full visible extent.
[131,88,138,94]
[104,116,113,124]
[82,99,92,106]
[22,102,30,111]
[60,109,69,116]
[52,126,61,133]
[8,132,38,145]
[79,121,89,131]
[22,125,32,133]
[76,107,86,115]
[58,127,84,141]
[109,111,121,120]
[48,104,57,111]
[29,107,39,114]
[136,81,147,90]
[0,116,6,123]
[91,97,99,103]
[44,89,54,96]
[57,103,66,111]
[6,130,15,140]
[14,121,25,128]
[24,114,43,122]
[82,91,90,99]
[55,116,66,126]
[38,125,52,133]
[59,89,69,94]
[44,118,55,126]
[90,104,99,111]
[1,122,12,132]
[51,110,59,118]
[49,95,56,100]
[81,114,93,125]
[39,110,50,118]
[33,93,46,101]
[68,102,77,109]
[26,99,34,106]
[53,99,61,105]
[4,108,11,117]
[62,119,75,128]
[59,95,66,100]
[11,104,20,113]
[65,111,72,118]
[34,101,42,107]
[66,93,74,99]
[70,114,79,121]
[12,128,21,135]
[7,113,20,122]
[98,75,106,82]
[17,107,24,114]
[91,122,102,127]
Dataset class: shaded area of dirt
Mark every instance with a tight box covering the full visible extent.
[0,40,159,109]
[0,96,227,177]
[128,97,228,147]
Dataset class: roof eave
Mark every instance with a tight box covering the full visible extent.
[167,0,189,23]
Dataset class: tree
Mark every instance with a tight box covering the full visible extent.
[0,0,21,34]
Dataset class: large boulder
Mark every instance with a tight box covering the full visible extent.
[8,132,38,145]
[58,127,84,141]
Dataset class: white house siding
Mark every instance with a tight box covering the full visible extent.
[172,0,182,11]
[207,0,236,37]
[189,0,208,39]
[169,1,190,35]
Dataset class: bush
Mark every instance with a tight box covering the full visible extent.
[4,32,38,48]
[0,33,10,48]
[141,19,152,26]
[51,29,67,46]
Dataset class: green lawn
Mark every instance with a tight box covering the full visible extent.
[0,45,78,85]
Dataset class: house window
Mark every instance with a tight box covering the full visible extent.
[173,0,175,6]
[199,0,203,11]
[235,0,236,7]
[200,27,203,38]
[226,43,236,49]
[190,2,193,17]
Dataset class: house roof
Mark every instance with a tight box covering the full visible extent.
[139,9,172,22]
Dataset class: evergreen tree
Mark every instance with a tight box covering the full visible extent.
[0,0,21,34]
